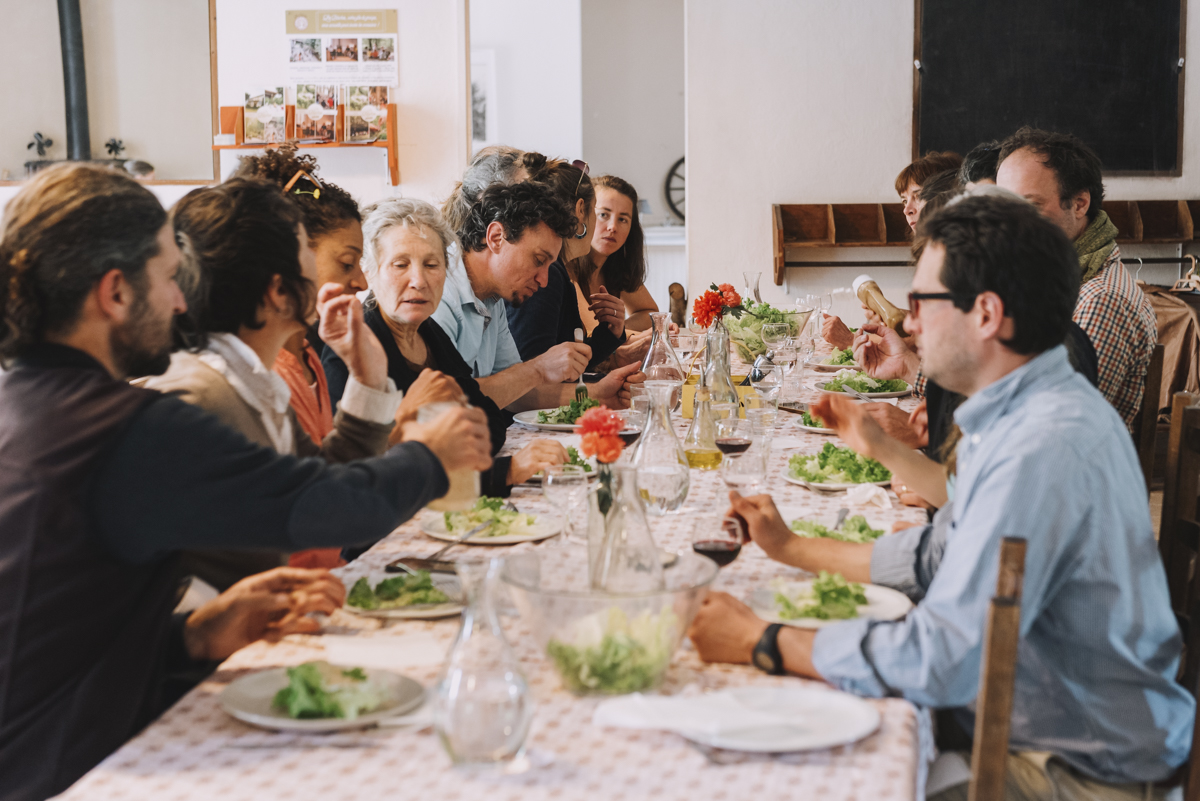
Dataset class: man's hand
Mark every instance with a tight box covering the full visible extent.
[317,284,388,390]
[507,439,568,485]
[861,402,928,449]
[727,491,797,564]
[821,313,855,350]
[404,405,493,472]
[183,568,345,662]
[688,591,768,664]
[810,393,890,461]
[534,342,590,383]
[588,285,626,337]
[391,369,465,444]
[591,361,644,409]
[852,323,920,384]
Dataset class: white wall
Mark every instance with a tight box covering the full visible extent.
[0,0,212,180]
[685,0,1200,324]
[581,0,685,227]
[470,0,582,160]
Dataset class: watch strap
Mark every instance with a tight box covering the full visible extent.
[752,623,786,675]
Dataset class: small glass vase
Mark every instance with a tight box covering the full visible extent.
[703,322,740,415]
[433,559,534,771]
[743,270,762,304]
[632,380,690,515]
[641,311,686,409]
[588,463,665,593]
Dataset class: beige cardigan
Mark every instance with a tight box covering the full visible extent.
[141,352,393,589]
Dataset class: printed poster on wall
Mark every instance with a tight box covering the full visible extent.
[286,9,397,87]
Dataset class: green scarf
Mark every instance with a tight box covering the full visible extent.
[1075,211,1119,284]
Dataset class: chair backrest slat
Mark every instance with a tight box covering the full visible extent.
[1137,344,1166,491]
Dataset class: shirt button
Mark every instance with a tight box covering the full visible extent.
[970,434,981,444]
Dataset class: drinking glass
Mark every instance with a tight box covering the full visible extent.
[715,415,752,455]
[543,465,588,542]
[419,401,480,511]
[691,515,747,568]
[750,364,784,405]
[616,408,646,451]
[744,395,778,439]
[761,323,790,357]
[719,441,769,494]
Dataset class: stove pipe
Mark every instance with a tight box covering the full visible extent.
[57,0,91,161]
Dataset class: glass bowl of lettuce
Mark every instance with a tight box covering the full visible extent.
[725,302,813,361]
[500,549,717,695]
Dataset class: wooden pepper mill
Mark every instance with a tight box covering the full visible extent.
[668,283,687,327]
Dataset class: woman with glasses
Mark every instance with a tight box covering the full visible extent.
[506,158,631,370]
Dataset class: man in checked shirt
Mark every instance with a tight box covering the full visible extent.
[996,126,1157,429]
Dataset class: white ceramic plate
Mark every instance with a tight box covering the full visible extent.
[682,686,880,753]
[341,570,464,620]
[783,474,891,491]
[795,421,836,435]
[812,380,912,399]
[513,410,581,432]
[220,666,425,732]
[806,359,861,372]
[420,511,562,545]
[776,508,887,538]
[749,580,913,630]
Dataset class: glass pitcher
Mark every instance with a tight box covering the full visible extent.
[641,311,686,410]
[703,323,740,421]
[632,380,690,515]
[683,384,722,470]
[589,464,665,592]
[433,559,533,771]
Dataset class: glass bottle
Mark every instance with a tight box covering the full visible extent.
[683,383,723,470]
[434,559,533,771]
[703,322,740,422]
[632,380,690,515]
[743,270,762,304]
[641,311,686,410]
[589,464,665,592]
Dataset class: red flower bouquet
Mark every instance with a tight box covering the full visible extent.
[578,406,624,464]
[691,282,745,328]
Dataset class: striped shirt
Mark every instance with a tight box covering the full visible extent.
[1073,246,1157,428]
[812,346,1193,783]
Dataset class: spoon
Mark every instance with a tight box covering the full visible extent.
[573,328,588,403]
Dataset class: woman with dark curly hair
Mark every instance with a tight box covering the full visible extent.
[234,146,365,446]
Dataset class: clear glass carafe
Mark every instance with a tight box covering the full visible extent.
[632,380,690,515]
[434,559,533,771]
[743,270,762,303]
[641,311,686,410]
[589,464,665,592]
[703,322,740,421]
[683,384,722,470]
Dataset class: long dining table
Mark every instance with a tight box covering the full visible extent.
[57,352,932,801]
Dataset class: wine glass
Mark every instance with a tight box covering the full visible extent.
[750,364,784,406]
[543,465,588,542]
[691,515,748,567]
[715,415,751,455]
[719,443,768,494]
[616,408,645,449]
[761,323,790,358]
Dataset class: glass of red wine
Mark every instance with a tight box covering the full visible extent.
[715,414,751,455]
[616,408,645,448]
[692,515,748,567]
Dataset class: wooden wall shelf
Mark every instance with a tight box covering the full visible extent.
[215,104,399,186]
[772,199,1200,285]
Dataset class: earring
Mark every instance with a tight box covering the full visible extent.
[575,222,588,240]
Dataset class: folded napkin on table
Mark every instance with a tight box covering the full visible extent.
[593,692,813,739]
[845,483,891,508]
[321,632,446,670]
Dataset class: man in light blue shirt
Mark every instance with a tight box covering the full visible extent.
[431,181,634,410]
[689,193,1193,797]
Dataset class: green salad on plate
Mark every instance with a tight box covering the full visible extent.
[787,442,891,485]
[823,347,856,366]
[774,572,868,621]
[444,496,538,538]
[547,607,677,695]
[789,515,884,543]
[272,661,385,719]
[822,370,908,394]
[800,410,829,429]
[347,572,450,610]
[537,397,599,424]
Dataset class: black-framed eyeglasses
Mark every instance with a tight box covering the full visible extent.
[907,291,976,318]
[282,169,324,199]
[571,159,590,197]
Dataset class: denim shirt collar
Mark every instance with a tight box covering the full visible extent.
[952,345,1072,440]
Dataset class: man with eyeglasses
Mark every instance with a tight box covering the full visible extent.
[688,194,1192,800]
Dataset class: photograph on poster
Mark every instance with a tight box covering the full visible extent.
[243,92,266,144]
[296,83,337,142]
[289,38,321,62]
[295,84,336,110]
[326,38,358,62]
[345,85,388,143]
[362,37,395,62]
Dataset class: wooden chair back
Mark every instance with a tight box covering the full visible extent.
[968,537,1027,801]
[1158,391,1200,799]
[1135,344,1166,490]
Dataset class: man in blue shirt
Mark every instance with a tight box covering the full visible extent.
[689,193,1193,798]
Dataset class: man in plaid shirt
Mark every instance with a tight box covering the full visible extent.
[997,127,1156,428]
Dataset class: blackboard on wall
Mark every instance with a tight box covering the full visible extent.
[915,0,1185,175]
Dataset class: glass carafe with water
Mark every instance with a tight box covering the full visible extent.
[590,464,665,592]
[641,311,686,410]
[703,323,740,423]
[434,559,533,771]
[632,380,690,514]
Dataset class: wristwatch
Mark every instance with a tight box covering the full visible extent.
[752,623,786,675]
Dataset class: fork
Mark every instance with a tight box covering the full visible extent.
[573,328,588,403]
[427,520,492,561]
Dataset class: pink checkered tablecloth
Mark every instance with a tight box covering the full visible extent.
[57,356,929,801]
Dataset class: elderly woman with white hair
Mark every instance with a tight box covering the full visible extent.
[323,197,568,497]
